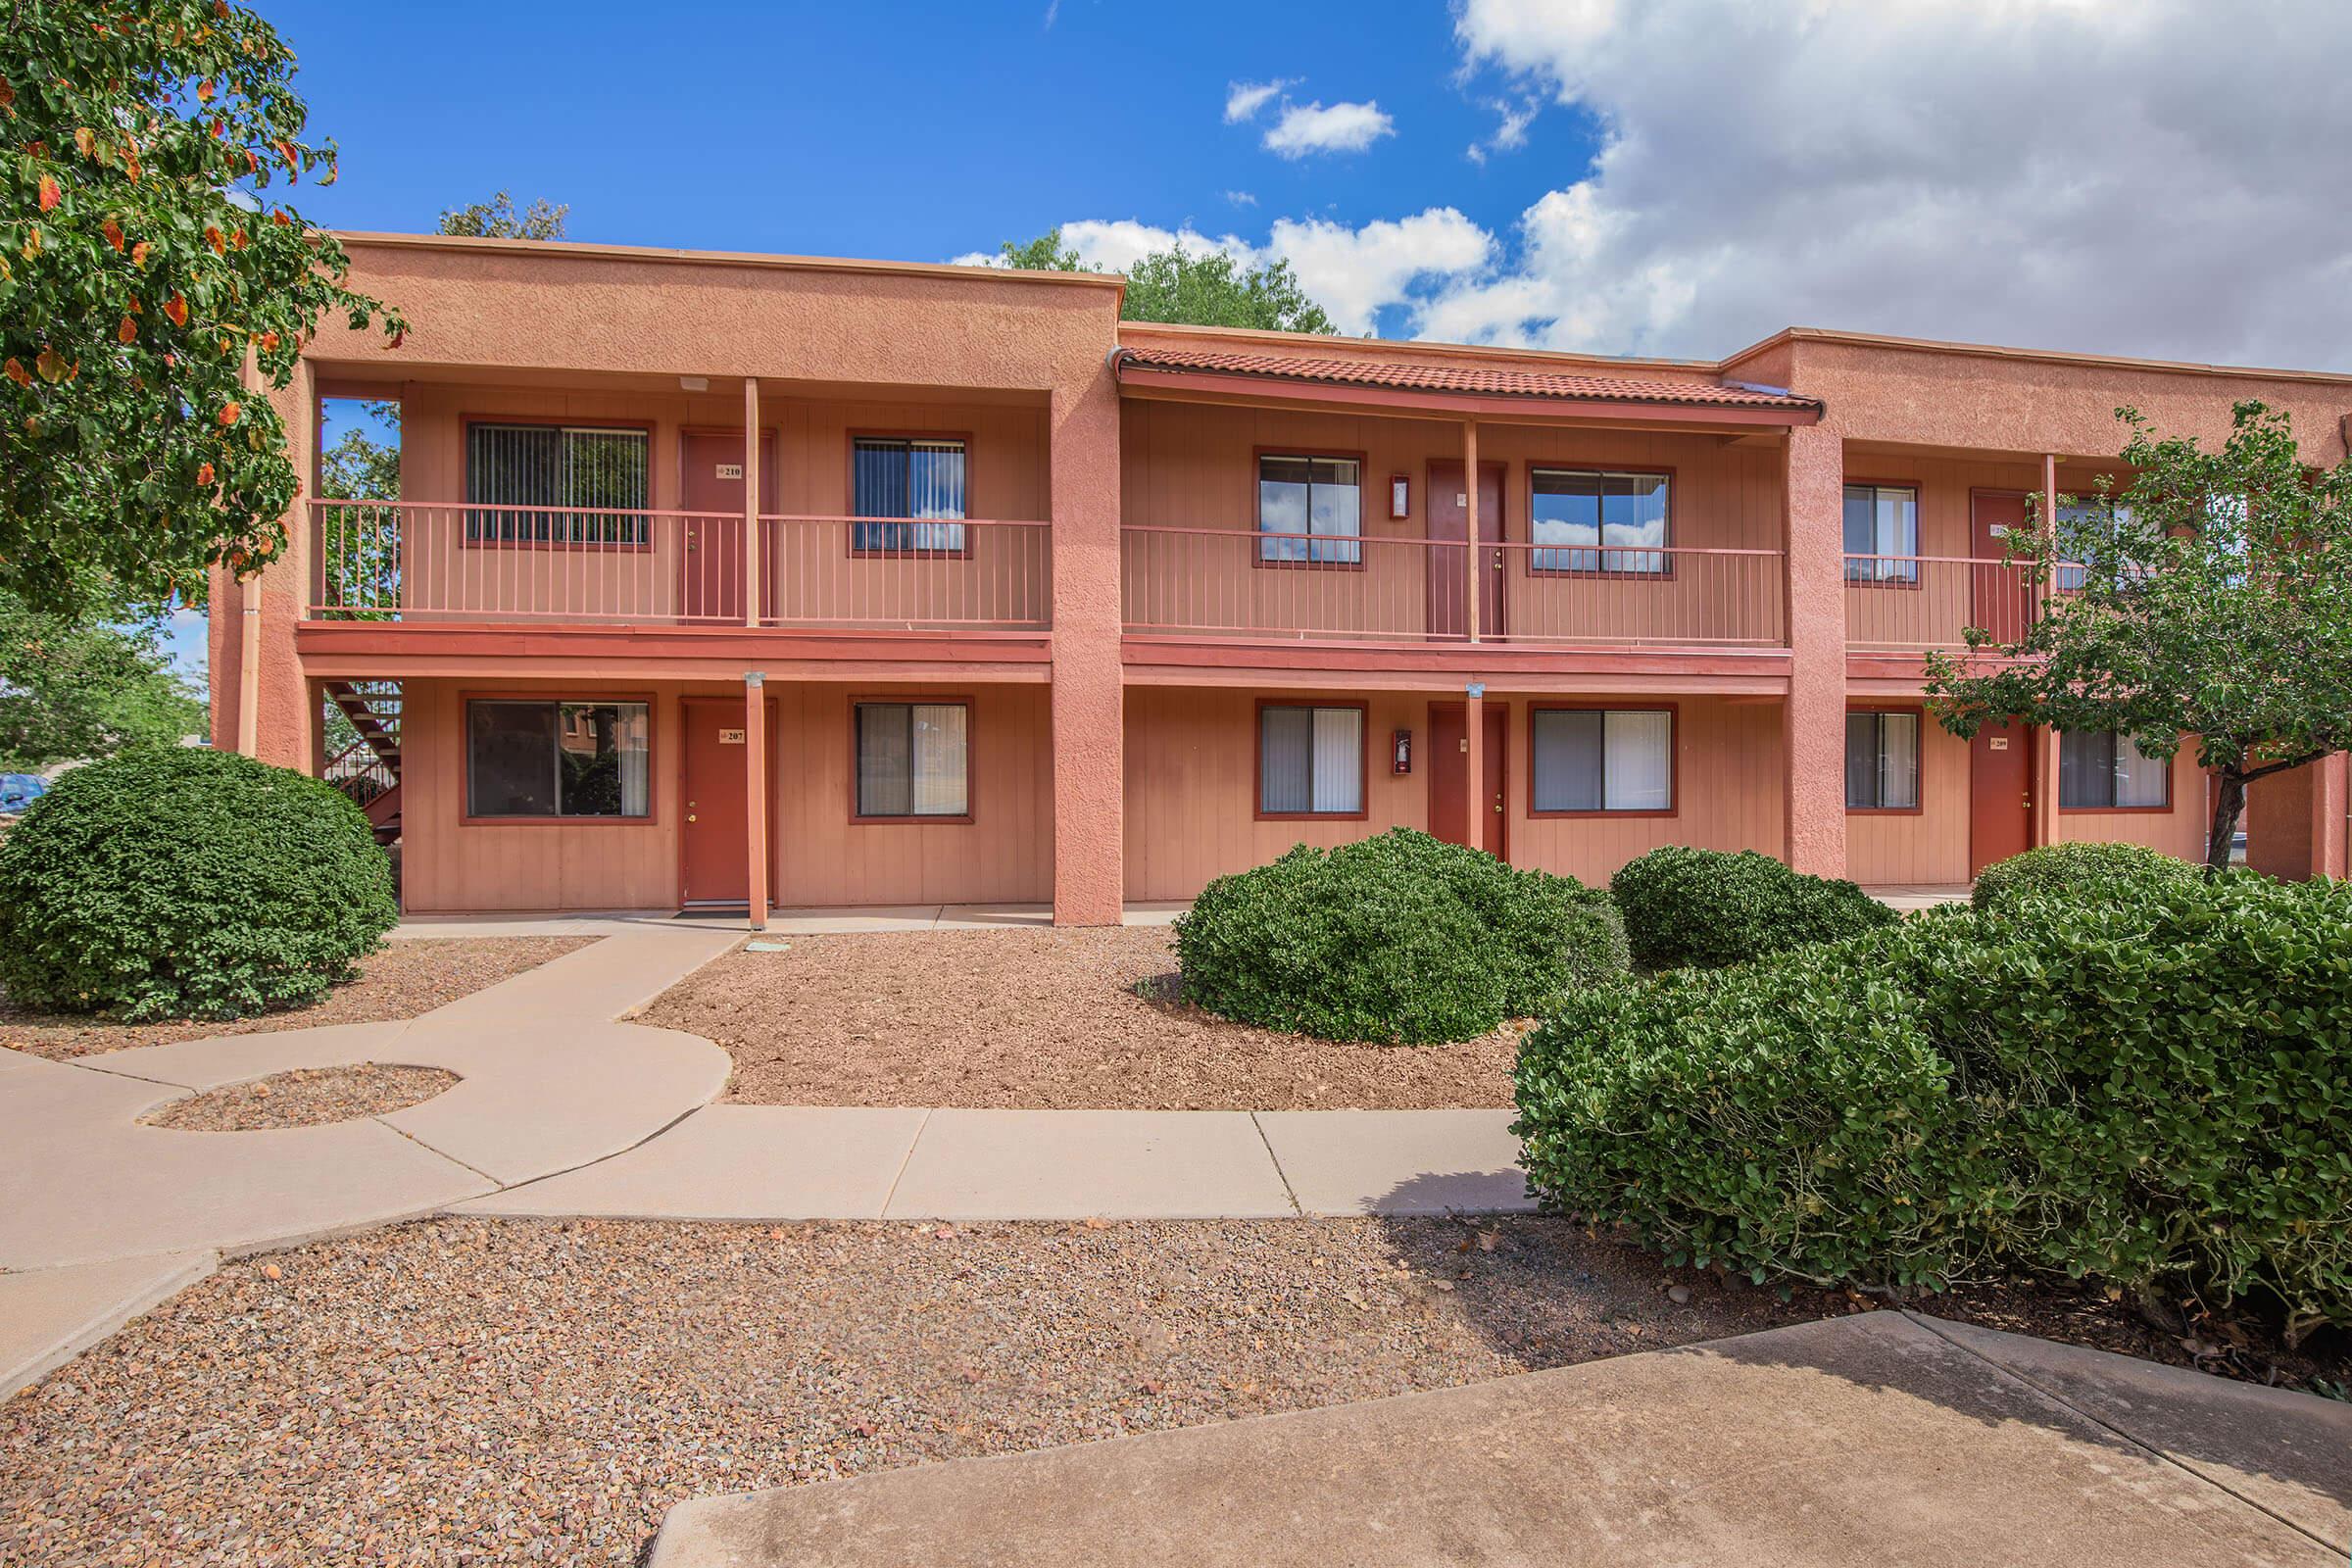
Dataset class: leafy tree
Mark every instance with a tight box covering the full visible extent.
[0,588,205,769]
[437,191,567,240]
[1926,401,2352,870]
[997,227,1337,334]
[0,0,405,619]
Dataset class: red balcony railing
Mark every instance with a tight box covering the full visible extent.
[308,501,1051,632]
[1842,555,2048,651]
[1120,526,1787,647]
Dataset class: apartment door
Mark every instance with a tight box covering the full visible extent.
[1428,701,1508,858]
[1968,721,2034,875]
[681,696,751,906]
[680,429,777,621]
[1970,491,2032,644]
[1426,461,1506,639]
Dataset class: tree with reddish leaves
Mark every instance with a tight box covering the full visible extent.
[1,0,403,616]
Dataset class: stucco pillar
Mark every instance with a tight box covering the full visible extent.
[2248,751,2348,880]
[1781,423,1847,876]
[216,358,318,769]
[1048,364,1124,925]
[742,377,762,629]
[743,671,769,928]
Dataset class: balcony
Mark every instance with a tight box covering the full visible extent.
[307,501,1053,633]
[1842,555,2042,651]
[1119,527,1788,648]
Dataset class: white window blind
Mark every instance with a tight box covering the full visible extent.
[857,702,970,817]
[1260,705,1362,813]
[1532,709,1673,812]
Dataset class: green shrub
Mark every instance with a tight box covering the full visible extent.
[1176,828,1630,1044]
[1609,845,1897,969]
[0,748,397,1020]
[1514,872,2352,1337]
[1515,935,1970,1288]
[1970,839,2198,912]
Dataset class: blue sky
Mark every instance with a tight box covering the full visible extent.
[167,0,2346,684]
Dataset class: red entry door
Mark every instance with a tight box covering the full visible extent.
[1968,720,2034,875]
[1428,701,1508,858]
[680,430,776,621]
[1970,491,2033,644]
[1426,461,1506,639]
[681,697,751,905]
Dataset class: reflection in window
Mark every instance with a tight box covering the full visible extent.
[852,438,967,553]
[1842,484,1919,583]
[466,700,650,818]
[1531,468,1669,573]
[1257,456,1362,564]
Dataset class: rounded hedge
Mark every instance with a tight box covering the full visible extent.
[0,748,398,1020]
[1516,870,2352,1338]
[1970,840,2198,913]
[1609,845,1897,969]
[1175,828,1629,1044]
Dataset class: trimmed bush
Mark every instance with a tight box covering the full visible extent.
[1176,828,1629,1044]
[1515,871,2352,1337]
[0,748,397,1020]
[1609,845,1896,969]
[1970,839,2198,912]
[1514,940,1966,1288]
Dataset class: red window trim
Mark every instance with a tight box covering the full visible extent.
[1250,447,1372,574]
[1845,701,1927,815]
[847,430,976,562]
[459,690,661,827]
[1525,701,1680,819]
[848,692,978,825]
[1252,698,1372,821]
[460,415,658,553]
[1523,462,1678,582]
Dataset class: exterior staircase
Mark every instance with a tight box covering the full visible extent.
[322,679,403,846]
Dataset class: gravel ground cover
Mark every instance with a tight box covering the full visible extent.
[139,1064,463,1131]
[0,1214,1818,1566]
[0,938,594,1060]
[638,928,1521,1109]
[3,1215,2332,1567]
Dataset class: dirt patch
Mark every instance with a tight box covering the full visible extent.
[638,927,1520,1109]
[139,1063,461,1131]
[0,937,594,1060]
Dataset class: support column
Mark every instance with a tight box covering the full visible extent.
[2032,455,2062,846]
[742,377,762,628]
[1781,423,1847,876]
[1463,419,1482,645]
[1048,359,1124,924]
[217,356,318,768]
[743,671,769,930]
[1464,684,1487,854]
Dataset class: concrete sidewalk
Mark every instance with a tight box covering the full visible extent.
[651,1310,2352,1567]
[457,1104,1535,1222]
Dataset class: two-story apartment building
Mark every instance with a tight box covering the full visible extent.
[208,233,2352,923]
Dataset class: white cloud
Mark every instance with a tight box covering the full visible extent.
[1224,189,1258,208]
[1268,210,1494,335]
[1263,100,1396,159]
[1445,0,2352,365]
[1223,78,1296,123]
[1466,97,1536,165]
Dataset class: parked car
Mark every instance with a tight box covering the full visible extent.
[0,774,47,815]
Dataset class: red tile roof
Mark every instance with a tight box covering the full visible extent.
[1115,344,1820,412]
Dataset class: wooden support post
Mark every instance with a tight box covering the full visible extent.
[1464,684,1487,855]
[743,670,769,930]
[235,576,263,757]
[2033,453,2062,845]
[1463,418,1482,645]
[743,377,762,629]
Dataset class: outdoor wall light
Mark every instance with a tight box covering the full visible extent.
[1390,472,1411,518]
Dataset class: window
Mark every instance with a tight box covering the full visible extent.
[855,702,970,818]
[1842,483,1919,583]
[466,700,650,818]
[466,423,649,544]
[2053,499,2144,591]
[1845,710,1920,810]
[1530,708,1673,813]
[2060,732,2170,809]
[852,437,966,553]
[1257,455,1362,564]
[1531,468,1669,573]
[1258,705,1364,815]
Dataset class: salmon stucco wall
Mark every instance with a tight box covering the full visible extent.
[1121,687,1786,901]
